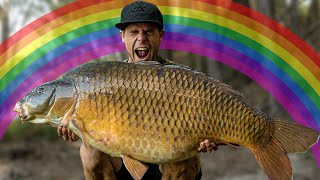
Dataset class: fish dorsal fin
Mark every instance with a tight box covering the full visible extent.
[122,155,148,180]
[135,61,161,66]
[217,81,243,99]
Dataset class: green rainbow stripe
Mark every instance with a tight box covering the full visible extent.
[0,0,319,167]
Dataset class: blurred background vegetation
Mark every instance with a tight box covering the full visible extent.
[0,0,319,140]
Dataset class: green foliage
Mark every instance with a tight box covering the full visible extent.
[2,118,59,141]
[299,2,309,18]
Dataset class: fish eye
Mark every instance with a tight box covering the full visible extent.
[37,87,45,94]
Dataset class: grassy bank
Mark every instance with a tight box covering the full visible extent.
[2,118,59,141]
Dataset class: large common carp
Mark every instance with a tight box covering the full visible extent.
[14,61,319,180]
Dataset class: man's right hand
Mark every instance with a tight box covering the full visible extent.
[57,126,79,142]
[197,139,218,153]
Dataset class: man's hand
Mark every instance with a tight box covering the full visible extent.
[57,126,79,142]
[197,139,218,153]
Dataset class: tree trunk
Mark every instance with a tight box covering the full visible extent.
[233,0,250,7]
[0,0,9,43]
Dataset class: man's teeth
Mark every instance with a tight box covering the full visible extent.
[136,47,148,51]
[135,47,149,58]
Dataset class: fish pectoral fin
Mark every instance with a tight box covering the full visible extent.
[60,93,78,126]
[122,155,148,180]
[69,118,89,146]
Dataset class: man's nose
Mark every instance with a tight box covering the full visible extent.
[137,32,147,41]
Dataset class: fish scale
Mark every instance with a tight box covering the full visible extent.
[14,61,319,180]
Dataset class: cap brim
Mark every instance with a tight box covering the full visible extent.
[115,20,163,30]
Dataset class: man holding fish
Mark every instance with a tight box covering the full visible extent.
[57,1,215,179]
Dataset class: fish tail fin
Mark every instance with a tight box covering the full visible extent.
[251,119,319,180]
[272,119,319,153]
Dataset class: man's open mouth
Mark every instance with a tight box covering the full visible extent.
[135,47,149,59]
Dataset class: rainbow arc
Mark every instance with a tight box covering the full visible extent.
[0,0,319,166]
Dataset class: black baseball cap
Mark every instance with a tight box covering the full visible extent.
[115,1,163,30]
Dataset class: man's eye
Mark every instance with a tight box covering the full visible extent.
[145,30,153,34]
[130,30,138,34]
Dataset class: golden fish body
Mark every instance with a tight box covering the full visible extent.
[14,61,319,180]
[65,61,271,163]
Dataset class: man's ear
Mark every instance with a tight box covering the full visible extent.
[160,29,165,40]
[120,31,125,43]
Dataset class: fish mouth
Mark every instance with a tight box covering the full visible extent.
[13,103,53,124]
[13,103,33,121]
[135,47,150,59]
